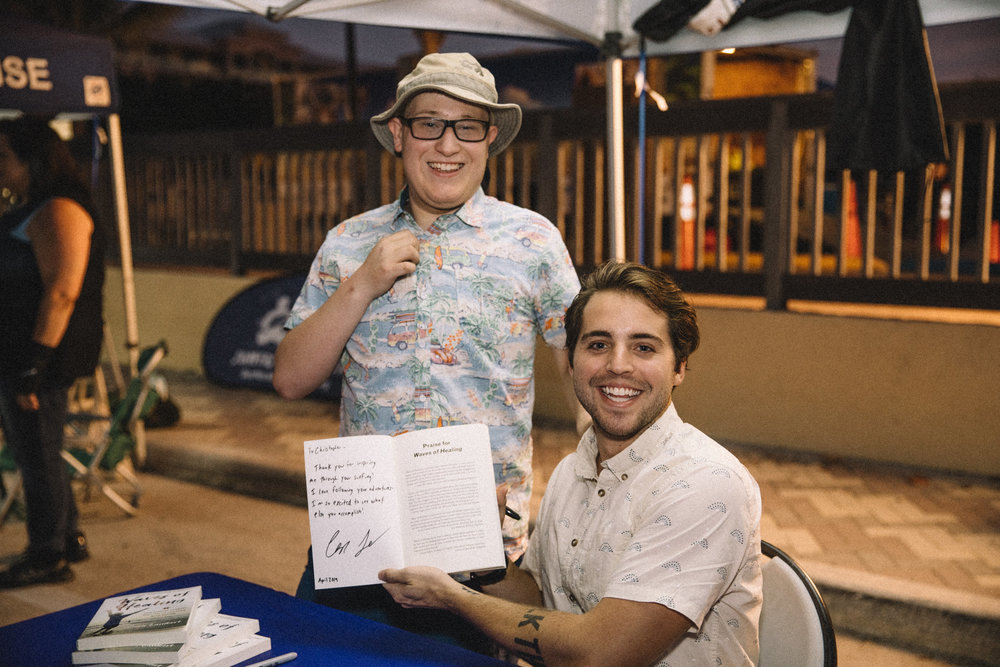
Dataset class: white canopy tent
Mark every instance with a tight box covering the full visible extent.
[141,0,1000,258]
[140,0,1000,54]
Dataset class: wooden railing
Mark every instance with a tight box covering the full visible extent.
[118,81,1000,311]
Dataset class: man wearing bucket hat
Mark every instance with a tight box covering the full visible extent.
[274,52,582,651]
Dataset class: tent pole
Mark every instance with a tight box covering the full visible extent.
[108,112,147,464]
[638,39,647,265]
[108,113,140,378]
[604,32,626,262]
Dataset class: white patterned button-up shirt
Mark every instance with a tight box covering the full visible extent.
[523,402,763,665]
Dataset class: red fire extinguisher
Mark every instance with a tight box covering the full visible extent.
[991,219,999,265]
[678,176,695,270]
[935,184,952,254]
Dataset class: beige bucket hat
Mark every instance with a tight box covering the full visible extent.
[370,52,522,157]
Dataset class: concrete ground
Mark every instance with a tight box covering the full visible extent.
[0,472,307,627]
[0,472,972,666]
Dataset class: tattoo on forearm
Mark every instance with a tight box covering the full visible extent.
[518,610,544,631]
[513,608,547,666]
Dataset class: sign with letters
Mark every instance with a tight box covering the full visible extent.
[1,19,120,115]
[202,273,340,399]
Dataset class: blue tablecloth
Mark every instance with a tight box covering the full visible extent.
[0,571,506,666]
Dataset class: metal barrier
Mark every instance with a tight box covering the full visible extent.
[120,81,1000,311]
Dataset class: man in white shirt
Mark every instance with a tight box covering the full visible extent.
[380,260,763,666]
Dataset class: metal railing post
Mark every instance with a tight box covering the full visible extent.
[535,114,557,227]
[228,139,245,276]
[763,100,791,310]
[365,132,383,211]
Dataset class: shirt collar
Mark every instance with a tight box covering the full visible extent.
[393,186,487,233]
[573,402,683,481]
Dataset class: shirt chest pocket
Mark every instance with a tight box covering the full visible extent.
[560,504,636,601]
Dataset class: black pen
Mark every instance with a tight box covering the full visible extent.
[504,506,521,521]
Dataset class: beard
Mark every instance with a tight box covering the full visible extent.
[575,377,673,447]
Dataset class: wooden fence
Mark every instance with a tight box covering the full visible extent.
[117,81,1000,311]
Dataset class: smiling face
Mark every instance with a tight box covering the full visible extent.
[571,290,686,459]
[388,91,498,229]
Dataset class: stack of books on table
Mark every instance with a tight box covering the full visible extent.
[71,585,271,667]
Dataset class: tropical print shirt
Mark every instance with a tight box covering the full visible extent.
[286,187,580,557]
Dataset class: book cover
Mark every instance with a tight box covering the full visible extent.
[304,423,505,589]
[175,612,261,667]
[76,586,203,651]
[198,633,271,667]
[72,598,220,664]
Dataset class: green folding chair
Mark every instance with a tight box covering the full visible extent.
[61,340,169,517]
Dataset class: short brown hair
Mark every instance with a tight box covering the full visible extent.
[565,261,699,371]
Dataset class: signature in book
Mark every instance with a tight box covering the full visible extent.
[325,527,391,558]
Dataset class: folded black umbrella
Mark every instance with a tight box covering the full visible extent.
[825,0,948,171]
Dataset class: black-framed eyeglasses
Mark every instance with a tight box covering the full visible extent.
[402,117,490,142]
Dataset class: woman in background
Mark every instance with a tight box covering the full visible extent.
[0,116,105,588]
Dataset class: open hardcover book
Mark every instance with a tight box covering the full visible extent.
[304,423,505,589]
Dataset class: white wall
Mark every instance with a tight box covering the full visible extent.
[103,267,263,373]
[678,308,1000,476]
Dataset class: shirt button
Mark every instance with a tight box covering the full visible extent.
[597,489,605,497]
[621,473,628,481]
[571,538,578,547]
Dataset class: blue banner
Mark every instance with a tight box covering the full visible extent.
[1,20,120,115]
[202,274,340,400]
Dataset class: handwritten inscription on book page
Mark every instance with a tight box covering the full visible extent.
[304,423,505,589]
